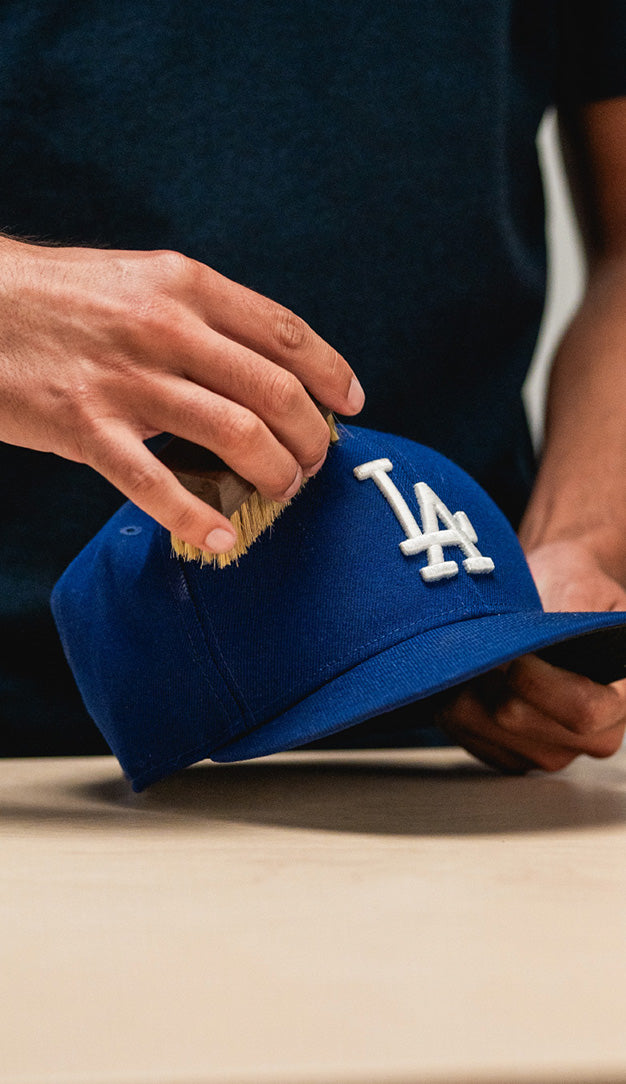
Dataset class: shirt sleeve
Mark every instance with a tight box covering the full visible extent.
[558,0,626,105]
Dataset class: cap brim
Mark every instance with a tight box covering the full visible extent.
[210,610,626,763]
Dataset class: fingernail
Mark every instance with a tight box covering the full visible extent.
[347,376,365,413]
[204,527,238,553]
[281,467,303,501]
[304,451,327,478]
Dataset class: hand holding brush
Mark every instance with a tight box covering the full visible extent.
[0,238,365,554]
[159,406,340,567]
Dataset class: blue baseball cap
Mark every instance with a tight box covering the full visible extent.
[51,425,626,791]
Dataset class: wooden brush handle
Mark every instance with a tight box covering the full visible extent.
[157,439,255,519]
[159,403,337,519]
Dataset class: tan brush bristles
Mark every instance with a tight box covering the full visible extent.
[171,413,339,568]
[171,490,290,569]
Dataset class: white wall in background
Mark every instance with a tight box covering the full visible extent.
[523,108,586,449]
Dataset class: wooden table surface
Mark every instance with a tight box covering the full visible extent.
[1,747,626,1084]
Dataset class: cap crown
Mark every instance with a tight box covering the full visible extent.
[183,427,539,723]
[52,426,542,777]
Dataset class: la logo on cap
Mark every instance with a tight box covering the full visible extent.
[354,458,495,583]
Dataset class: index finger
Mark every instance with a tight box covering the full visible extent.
[188,262,365,416]
[505,653,626,736]
[88,423,239,555]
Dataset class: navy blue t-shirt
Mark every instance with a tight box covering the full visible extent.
[0,1,625,752]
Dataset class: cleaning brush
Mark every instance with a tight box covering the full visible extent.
[159,407,339,568]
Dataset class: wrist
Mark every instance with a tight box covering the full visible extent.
[519,509,626,588]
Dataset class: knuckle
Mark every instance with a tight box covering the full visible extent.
[130,294,173,336]
[570,685,606,733]
[325,346,343,385]
[151,248,192,285]
[167,502,203,540]
[273,306,309,352]
[305,429,331,468]
[65,387,103,459]
[127,458,164,499]
[535,750,577,773]
[264,368,301,416]
[222,406,262,451]
[495,697,527,735]
[268,464,301,501]
[66,379,97,422]
[587,727,625,759]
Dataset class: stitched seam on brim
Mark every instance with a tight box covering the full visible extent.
[253,602,518,719]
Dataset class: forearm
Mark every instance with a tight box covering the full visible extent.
[519,251,626,584]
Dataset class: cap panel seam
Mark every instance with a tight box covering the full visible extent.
[177,555,256,724]
[160,532,245,726]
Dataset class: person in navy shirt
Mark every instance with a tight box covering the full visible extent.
[1,2,625,773]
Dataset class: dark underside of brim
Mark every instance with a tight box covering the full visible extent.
[536,624,626,685]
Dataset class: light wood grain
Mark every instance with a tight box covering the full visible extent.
[1,748,625,1084]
